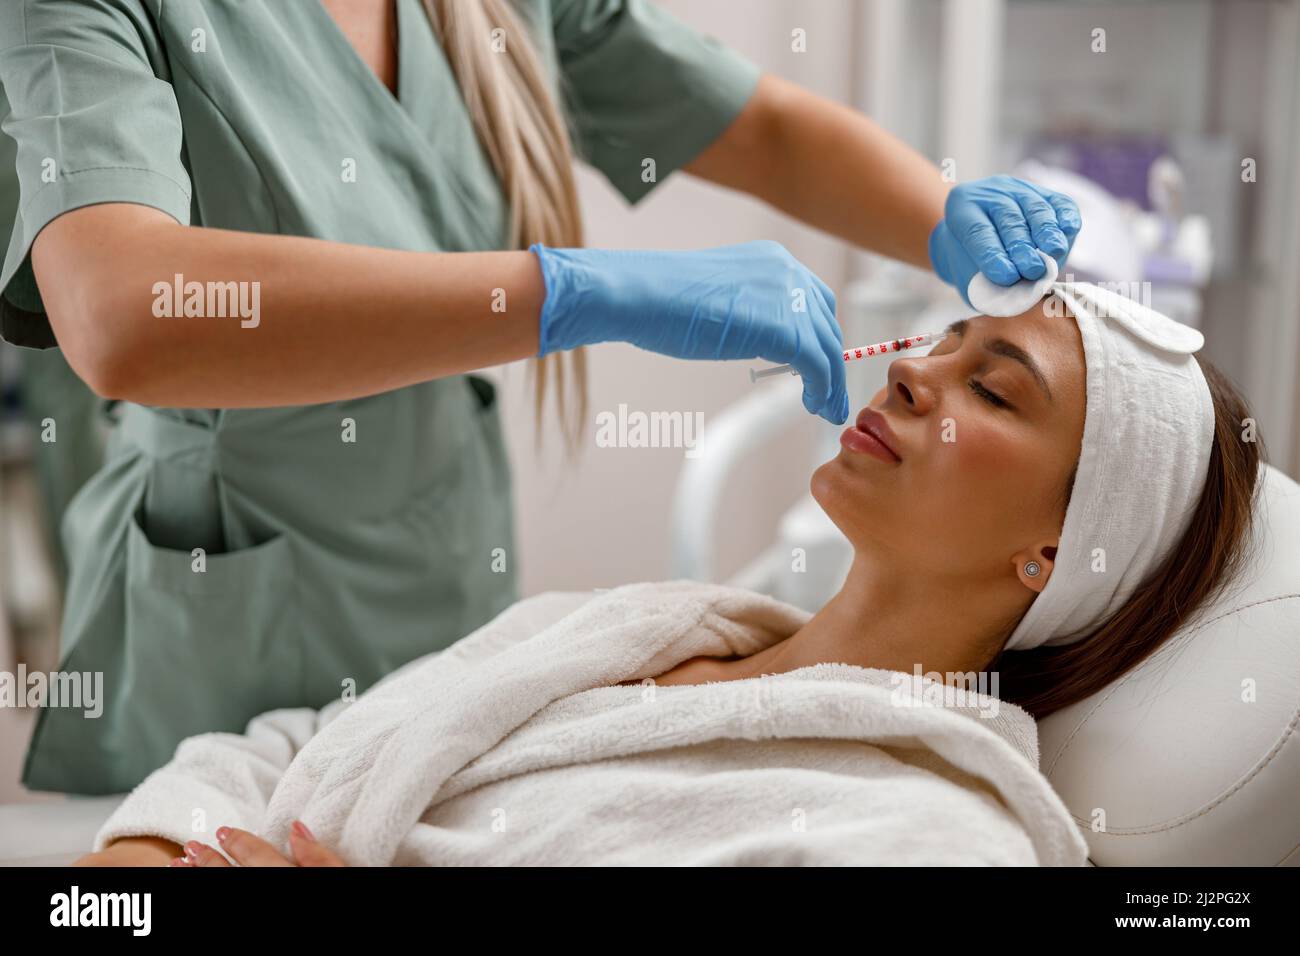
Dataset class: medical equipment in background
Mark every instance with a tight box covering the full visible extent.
[1011,156,1211,331]
[748,330,949,382]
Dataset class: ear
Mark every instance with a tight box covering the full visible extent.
[1012,540,1060,593]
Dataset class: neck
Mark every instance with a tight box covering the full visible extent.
[719,548,1024,684]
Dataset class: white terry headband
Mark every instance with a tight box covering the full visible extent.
[1001,281,1216,653]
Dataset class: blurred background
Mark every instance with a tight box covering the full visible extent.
[2,0,1298,803]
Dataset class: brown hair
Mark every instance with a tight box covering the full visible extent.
[991,354,1264,720]
[424,0,588,456]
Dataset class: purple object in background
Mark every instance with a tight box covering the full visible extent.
[1144,256,1197,284]
[1028,136,1169,211]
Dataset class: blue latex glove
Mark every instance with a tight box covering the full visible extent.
[530,240,848,425]
[928,175,1083,309]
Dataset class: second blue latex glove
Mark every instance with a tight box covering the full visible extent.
[530,240,849,425]
[929,175,1082,309]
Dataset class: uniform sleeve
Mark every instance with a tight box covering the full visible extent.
[550,0,761,204]
[0,0,192,348]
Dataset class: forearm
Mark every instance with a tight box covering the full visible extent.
[686,73,950,270]
[33,205,544,408]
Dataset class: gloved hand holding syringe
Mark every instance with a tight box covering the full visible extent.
[749,330,950,382]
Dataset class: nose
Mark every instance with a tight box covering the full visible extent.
[886,357,934,415]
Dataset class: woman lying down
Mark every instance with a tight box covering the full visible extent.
[77,282,1262,867]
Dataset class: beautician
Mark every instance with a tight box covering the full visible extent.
[0,0,1079,793]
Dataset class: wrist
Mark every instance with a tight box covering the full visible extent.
[529,244,634,357]
[106,835,184,862]
[927,219,947,279]
[530,243,582,357]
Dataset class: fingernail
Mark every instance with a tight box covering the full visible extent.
[292,820,315,842]
[168,857,189,867]
[183,841,203,860]
[215,826,231,843]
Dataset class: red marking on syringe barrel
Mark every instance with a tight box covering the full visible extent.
[840,333,933,364]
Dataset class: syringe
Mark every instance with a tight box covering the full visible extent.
[749,330,949,382]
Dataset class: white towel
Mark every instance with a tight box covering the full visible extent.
[1003,283,1215,650]
[96,581,1088,866]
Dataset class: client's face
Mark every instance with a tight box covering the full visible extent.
[812,301,1086,590]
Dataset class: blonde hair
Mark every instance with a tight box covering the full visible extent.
[424,0,588,456]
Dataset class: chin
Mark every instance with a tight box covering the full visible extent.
[811,452,915,548]
[810,453,871,536]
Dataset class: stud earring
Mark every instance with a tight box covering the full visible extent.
[1024,561,1041,577]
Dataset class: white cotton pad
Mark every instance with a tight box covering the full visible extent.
[966,248,1059,316]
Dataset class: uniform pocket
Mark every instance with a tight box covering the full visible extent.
[121,502,302,743]
[466,373,497,413]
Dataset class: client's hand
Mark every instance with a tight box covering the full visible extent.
[172,821,345,867]
[73,836,183,867]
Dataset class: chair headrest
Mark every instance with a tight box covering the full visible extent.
[1038,463,1300,865]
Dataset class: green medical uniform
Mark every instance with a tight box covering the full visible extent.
[0,0,760,793]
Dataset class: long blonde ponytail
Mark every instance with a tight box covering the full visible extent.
[424,0,588,456]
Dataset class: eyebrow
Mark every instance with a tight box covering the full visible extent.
[943,318,1054,404]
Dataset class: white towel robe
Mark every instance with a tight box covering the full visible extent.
[95,581,1089,866]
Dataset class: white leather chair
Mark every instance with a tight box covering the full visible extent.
[1040,463,1300,866]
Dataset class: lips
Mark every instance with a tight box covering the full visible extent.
[854,408,901,461]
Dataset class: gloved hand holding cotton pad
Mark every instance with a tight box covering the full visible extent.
[966,248,1059,317]
[926,174,1081,312]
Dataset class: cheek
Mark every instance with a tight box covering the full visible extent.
[946,421,1025,481]
[811,410,1064,563]
[914,419,1055,542]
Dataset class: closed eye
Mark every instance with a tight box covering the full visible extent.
[969,379,1010,409]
